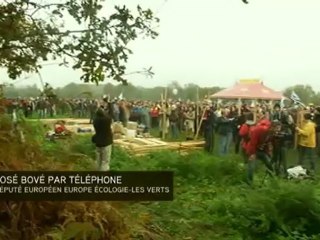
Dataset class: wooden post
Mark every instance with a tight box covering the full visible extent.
[196,87,200,133]
[253,99,257,123]
[269,100,273,116]
[294,110,304,149]
[195,108,206,140]
[161,93,165,139]
[237,98,241,116]
[161,88,168,139]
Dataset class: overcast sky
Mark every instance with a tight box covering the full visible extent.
[4,0,320,91]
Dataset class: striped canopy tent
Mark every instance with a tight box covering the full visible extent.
[210,79,284,100]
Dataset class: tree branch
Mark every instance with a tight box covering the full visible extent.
[28,2,64,17]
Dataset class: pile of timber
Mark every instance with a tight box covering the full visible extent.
[30,118,93,134]
[29,118,90,125]
[114,138,205,155]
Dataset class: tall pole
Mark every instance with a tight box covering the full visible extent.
[196,87,199,134]
[237,98,241,115]
[161,88,168,139]
[161,93,165,139]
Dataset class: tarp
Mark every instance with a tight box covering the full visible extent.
[211,80,283,100]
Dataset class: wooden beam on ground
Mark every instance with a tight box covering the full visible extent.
[113,138,205,156]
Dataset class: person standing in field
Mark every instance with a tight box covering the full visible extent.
[169,104,179,139]
[245,119,274,184]
[271,120,292,177]
[239,118,256,163]
[296,112,316,173]
[92,107,113,171]
[216,109,234,156]
[204,106,217,153]
[185,106,195,136]
[150,103,160,128]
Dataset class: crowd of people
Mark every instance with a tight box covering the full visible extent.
[2,96,217,137]
[212,102,320,183]
[3,96,320,184]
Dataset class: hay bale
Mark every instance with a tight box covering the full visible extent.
[127,121,138,130]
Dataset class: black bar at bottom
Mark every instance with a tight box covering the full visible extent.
[0,171,174,201]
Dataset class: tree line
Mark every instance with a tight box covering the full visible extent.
[3,82,320,104]
[2,82,222,101]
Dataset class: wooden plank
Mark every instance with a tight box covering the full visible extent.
[114,141,134,147]
[133,145,174,150]
[115,139,137,144]
[116,137,168,147]
[144,138,168,145]
[114,139,141,149]
[132,145,178,152]
[126,143,143,149]
[180,140,205,145]
[133,145,202,153]
[115,138,204,155]
[178,142,205,148]
[130,138,162,146]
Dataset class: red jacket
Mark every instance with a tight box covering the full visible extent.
[245,124,271,156]
[150,107,159,117]
[257,119,271,128]
[239,124,250,149]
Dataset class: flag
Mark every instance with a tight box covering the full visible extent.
[118,92,123,99]
[290,91,301,104]
[290,91,306,108]
[280,97,285,109]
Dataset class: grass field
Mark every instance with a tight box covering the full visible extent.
[2,116,318,239]
[40,130,320,239]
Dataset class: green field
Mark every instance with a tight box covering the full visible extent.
[1,117,320,240]
[43,126,320,239]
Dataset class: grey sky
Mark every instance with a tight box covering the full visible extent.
[4,0,320,91]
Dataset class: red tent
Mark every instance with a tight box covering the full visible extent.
[210,80,283,100]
